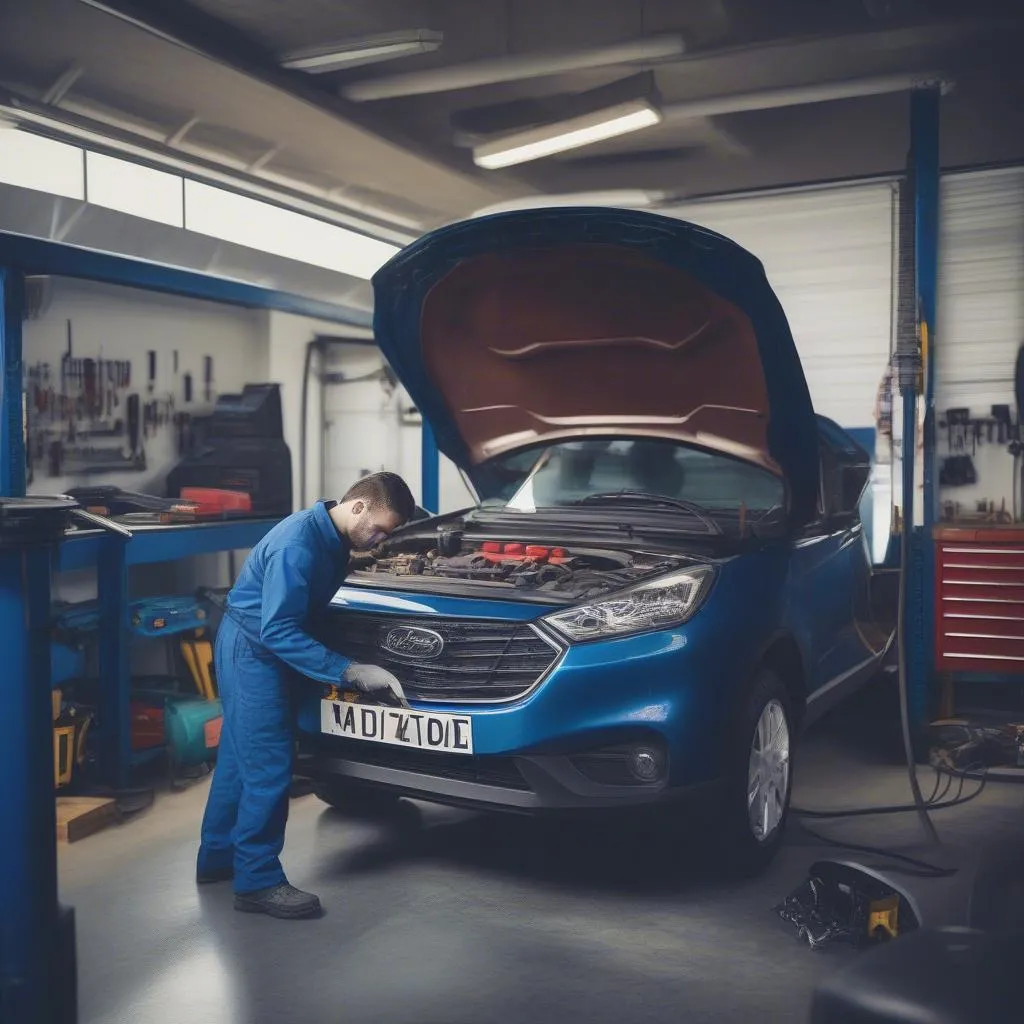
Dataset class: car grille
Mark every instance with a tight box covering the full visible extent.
[320,738,530,791]
[319,612,562,703]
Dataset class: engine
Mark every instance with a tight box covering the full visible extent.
[350,531,677,599]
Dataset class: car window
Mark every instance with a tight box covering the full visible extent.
[499,439,785,512]
[815,416,871,522]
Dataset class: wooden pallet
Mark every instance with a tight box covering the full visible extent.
[55,796,120,843]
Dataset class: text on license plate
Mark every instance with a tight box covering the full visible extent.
[320,700,473,754]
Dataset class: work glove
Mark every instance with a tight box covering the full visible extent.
[343,663,409,708]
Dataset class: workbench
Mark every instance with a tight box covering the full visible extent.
[57,518,278,787]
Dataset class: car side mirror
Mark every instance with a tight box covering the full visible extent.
[838,463,870,516]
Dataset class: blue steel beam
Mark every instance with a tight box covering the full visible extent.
[0,232,372,328]
[908,86,941,732]
[0,545,62,1021]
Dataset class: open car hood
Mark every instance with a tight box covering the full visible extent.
[372,208,820,524]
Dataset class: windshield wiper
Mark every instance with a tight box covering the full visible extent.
[573,491,724,535]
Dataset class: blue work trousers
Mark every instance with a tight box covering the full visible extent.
[197,616,298,894]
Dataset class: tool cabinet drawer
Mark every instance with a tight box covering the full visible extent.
[935,529,1024,673]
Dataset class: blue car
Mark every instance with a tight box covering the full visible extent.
[296,208,893,872]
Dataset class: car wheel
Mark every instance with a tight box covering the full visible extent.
[720,668,794,876]
[313,780,401,818]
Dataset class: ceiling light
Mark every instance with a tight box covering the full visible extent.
[281,30,443,74]
[473,100,661,170]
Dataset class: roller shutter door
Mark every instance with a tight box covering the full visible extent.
[936,167,1024,411]
[661,182,896,432]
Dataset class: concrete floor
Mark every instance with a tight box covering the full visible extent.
[60,678,1024,1024]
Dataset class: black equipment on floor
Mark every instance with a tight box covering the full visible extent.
[166,384,292,518]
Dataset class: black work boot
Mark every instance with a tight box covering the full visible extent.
[234,883,322,919]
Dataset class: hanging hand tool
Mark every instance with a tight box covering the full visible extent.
[147,351,156,396]
[203,355,214,402]
[126,394,141,460]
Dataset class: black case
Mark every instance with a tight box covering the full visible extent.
[165,383,292,517]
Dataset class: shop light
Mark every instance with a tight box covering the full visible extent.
[473,99,661,170]
[281,30,443,73]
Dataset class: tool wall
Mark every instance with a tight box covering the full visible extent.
[23,277,268,498]
[934,166,1024,524]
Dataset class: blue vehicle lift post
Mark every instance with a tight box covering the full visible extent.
[0,267,68,1021]
[904,86,941,733]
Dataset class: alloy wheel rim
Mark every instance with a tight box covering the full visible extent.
[747,698,791,843]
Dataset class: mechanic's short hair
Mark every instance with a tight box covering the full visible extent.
[342,471,416,522]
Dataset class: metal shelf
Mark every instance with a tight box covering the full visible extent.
[53,517,278,789]
[58,518,278,572]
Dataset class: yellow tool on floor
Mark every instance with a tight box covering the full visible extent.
[52,688,93,789]
[180,628,217,701]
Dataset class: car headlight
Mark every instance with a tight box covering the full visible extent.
[543,566,716,642]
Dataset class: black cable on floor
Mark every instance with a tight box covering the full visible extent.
[791,767,987,819]
[796,820,959,878]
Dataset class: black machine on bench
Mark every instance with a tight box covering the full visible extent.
[166,383,292,518]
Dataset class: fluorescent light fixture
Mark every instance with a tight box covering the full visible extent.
[473,99,661,170]
[281,30,443,73]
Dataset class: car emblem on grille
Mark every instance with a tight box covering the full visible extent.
[381,625,445,660]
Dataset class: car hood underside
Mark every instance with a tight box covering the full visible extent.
[372,208,820,525]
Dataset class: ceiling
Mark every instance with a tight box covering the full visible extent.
[1,0,1022,233]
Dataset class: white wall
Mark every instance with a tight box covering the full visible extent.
[664,182,895,431]
[318,342,473,513]
[24,278,268,497]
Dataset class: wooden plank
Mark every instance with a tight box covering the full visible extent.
[55,796,120,843]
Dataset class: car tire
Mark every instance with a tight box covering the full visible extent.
[718,667,794,877]
[313,780,401,818]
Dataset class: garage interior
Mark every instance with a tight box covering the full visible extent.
[2,1,1024,1022]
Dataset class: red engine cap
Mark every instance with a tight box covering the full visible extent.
[503,543,524,554]
[525,545,549,559]
[481,541,501,552]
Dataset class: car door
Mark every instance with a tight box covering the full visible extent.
[789,417,887,703]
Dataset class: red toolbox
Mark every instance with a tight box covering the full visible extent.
[934,526,1024,674]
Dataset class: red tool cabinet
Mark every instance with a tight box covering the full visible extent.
[934,527,1024,674]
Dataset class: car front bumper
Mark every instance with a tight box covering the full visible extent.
[295,738,722,813]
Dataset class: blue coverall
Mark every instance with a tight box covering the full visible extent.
[198,500,352,894]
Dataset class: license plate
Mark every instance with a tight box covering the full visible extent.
[320,700,474,755]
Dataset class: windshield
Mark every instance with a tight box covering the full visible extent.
[492,439,785,513]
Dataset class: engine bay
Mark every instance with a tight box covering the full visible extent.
[348,526,682,600]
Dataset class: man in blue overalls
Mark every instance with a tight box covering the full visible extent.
[197,472,416,919]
